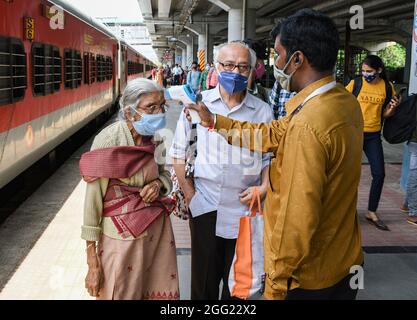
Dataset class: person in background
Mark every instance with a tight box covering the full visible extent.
[172,64,181,85]
[199,63,210,92]
[80,78,178,300]
[155,66,164,87]
[178,65,184,85]
[404,100,417,226]
[346,55,401,231]
[187,61,201,93]
[400,143,410,213]
[151,67,157,81]
[163,65,171,87]
[171,42,273,300]
[242,39,269,103]
[182,66,189,84]
[206,63,219,89]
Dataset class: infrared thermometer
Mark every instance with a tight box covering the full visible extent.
[165,84,201,124]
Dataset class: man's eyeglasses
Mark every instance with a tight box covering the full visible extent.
[218,61,251,73]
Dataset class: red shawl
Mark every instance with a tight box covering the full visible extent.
[80,145,175,238]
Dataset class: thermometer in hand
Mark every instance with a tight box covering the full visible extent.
[189,93,202,124]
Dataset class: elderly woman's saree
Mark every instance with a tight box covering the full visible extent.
[80,144,179,300]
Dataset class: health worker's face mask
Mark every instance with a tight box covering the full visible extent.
[130,107,166,136]
[273,52,299,92]
[218,71,248,94]
[362,71,378,83]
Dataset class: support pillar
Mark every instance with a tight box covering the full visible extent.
[228,9,243,42]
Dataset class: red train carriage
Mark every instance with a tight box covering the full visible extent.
[0,0,155,189]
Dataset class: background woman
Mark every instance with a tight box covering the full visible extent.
[346,55,401,231]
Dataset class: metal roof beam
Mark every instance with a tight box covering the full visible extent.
[158,0,171,18]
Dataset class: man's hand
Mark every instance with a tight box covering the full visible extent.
[185,102,215,128]
[239,185,267,206]
[184,189,195,207]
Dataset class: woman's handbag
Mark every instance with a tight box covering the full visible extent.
[228,188,265,300]
[168,123,198,220]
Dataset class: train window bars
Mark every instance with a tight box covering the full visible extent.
[105,56,113,80]
[0,36,27,105]
[90,53,96,84]
[83,52,90,84]
[128,60,132,76]
[64,49,82,89]
[32,43,61,96]
[96,54,105,82]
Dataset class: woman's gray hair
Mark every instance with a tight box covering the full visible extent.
[214,41,257,69]
[118,78,164,120]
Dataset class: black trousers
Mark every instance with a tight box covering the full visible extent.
[363,132,385,212]
[189,211,237,300]
[285,273,359,300]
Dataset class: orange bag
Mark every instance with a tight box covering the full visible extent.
[228,188,265,299]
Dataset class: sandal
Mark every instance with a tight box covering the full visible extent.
[400,206,409,213]
[407,218,417,227]
[366,217,390,231]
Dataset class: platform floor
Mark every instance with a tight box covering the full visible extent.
[0,106,416,300]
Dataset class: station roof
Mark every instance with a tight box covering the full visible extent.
[137,0,415,60]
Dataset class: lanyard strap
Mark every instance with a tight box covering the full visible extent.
[292,80,337,115]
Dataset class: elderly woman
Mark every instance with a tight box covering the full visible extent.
[80,78,179,300]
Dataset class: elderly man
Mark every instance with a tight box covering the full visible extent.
[170,42,274,300]
[188,9,364,300]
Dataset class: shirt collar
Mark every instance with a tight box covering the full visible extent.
[205,85,255,110]
[285,75,336,115]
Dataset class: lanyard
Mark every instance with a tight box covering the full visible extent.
[292,80,337,115]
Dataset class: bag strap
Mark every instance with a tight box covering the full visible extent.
[352,76,362,97]
[382,79,393,110]
[248,187,263,217]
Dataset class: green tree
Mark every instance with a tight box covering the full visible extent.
[378,43,406,70]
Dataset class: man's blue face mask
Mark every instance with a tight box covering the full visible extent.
[218,71,248,94]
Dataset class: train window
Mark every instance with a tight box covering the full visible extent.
[0,36,27,105]
[96,54,105,82]
[32,43,61,96]
[127,61,132,76]
[105,56,112,80]
[90,53,96,84]
[64,49,82,89]
[83,52,90,84]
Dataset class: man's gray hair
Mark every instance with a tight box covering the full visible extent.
[214,41,257,69]
[119,78,163,120]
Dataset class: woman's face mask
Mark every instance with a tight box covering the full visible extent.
[362,71,378,83]
[129,107,166,136]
